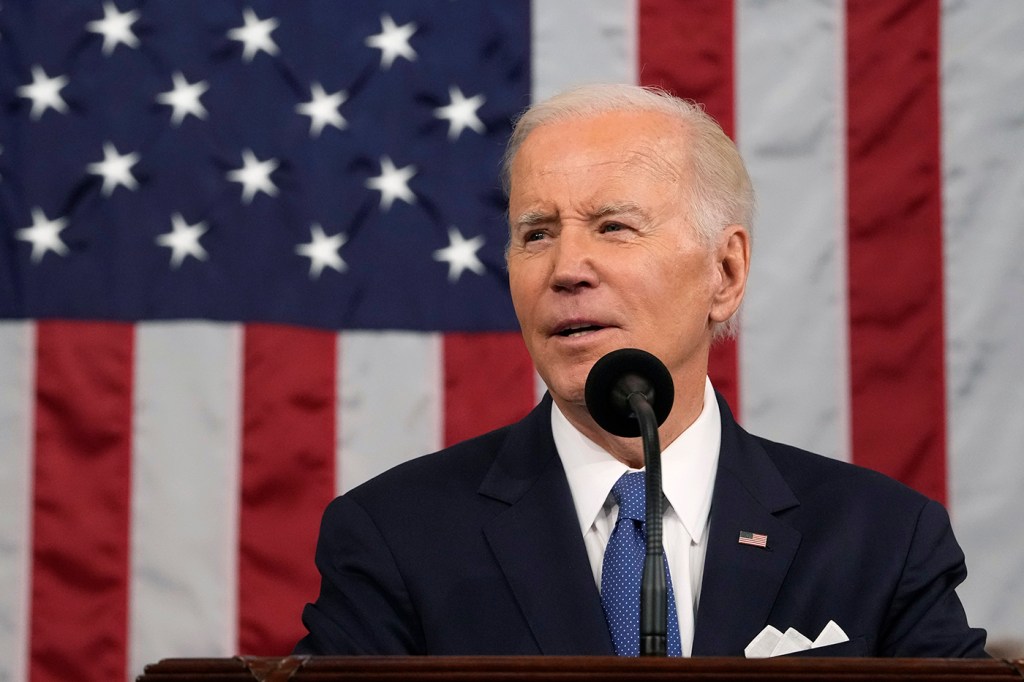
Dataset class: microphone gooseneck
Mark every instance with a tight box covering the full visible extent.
[584,348,674,657]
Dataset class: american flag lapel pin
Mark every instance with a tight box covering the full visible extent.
[738,530,768,548]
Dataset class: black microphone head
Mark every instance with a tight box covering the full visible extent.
[584,348,674,437]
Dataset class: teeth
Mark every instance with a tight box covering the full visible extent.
[559,324,600,337]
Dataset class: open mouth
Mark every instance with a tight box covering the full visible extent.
[556,324,605,338]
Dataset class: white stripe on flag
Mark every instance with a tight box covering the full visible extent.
[531,0,638,101]
[130,323,242,677]
[337,332,443,493]
[0,322,33,682]
[942,1,1024,645]
[736,0,850,462]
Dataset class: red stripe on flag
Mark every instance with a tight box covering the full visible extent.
[30,321,134,682]
[238,324,336,654]
[443,332,536,447]
[846,1,947,504]
[638,0,740,416]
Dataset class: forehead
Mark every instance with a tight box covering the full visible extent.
[510,110,688,196]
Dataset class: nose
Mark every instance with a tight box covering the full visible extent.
[549,227,599,293]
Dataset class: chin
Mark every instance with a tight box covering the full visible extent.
[543,367,590,408]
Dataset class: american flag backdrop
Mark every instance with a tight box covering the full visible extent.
[1,1,1022,680]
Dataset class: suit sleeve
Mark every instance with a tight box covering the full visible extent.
[293,495,424,655]
[880,499,987,657]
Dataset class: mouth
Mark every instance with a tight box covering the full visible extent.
[553,322,607,338]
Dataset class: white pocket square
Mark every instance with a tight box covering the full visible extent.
[744,620,849,658]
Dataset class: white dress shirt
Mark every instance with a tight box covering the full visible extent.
[552,377,721,657]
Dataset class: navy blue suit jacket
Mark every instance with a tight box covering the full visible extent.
[295,393,986,657]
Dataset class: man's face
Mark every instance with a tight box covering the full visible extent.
[507,110,723,410]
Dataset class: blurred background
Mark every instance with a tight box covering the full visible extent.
[1,1,1022,680]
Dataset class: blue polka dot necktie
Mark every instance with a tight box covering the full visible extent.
[600,471,682,656]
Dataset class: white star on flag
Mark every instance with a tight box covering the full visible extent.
[295,223,347,279]
[227,149,279,204]
[435,86,486,140]
[156,213,209,269]
[16,65,69,120]
[16,207,70,263]
[433,226,486,282]
[87,141,140,196]
[156,72,209,126]
[365,156,416,211]
[227,8,280,62]
[85,2,140,56]
[365,14,417,70]
[295,83,347,138]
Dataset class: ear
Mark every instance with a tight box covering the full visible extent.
[709,225,750,325]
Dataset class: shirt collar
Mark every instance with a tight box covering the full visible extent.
[553,376,721,543]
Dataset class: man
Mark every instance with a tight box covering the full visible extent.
[294,84,986,657]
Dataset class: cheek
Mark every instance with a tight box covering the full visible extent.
[653,263,714,320]
[508,267,539,324]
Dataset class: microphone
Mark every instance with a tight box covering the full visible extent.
[585,348,674,657]
[584,348,674,437]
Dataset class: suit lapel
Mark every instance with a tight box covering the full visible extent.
[692,394,802,656]
[478,397,614,655]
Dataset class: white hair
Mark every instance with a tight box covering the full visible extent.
[502,83,755,339]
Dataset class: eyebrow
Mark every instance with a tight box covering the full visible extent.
[513,210,554,228]
[512,202,651,229]
[592,201,648,220]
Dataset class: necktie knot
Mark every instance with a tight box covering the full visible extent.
[611,471,646,522]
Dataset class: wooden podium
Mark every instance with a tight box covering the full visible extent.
[138,655,1024,681]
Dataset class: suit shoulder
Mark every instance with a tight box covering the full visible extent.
[753,435,934,511]
[341,421,515,508]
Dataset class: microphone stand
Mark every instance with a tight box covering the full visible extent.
[585,349,674,657]
[627,390,668,657]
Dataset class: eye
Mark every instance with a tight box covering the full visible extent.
[524,229,547,242]
[601,221,626,233]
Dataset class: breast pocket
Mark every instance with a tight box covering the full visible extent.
[781,636,870,657]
